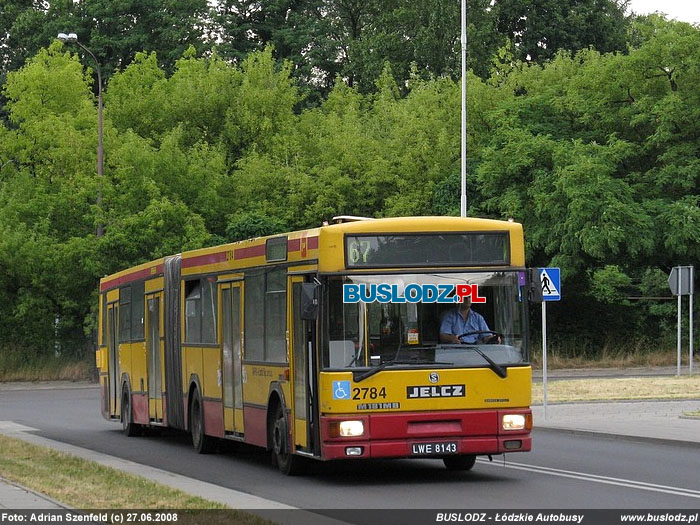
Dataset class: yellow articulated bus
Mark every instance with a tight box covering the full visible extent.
[97,216,541,474]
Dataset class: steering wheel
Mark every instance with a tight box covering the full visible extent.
[456,330,502,344]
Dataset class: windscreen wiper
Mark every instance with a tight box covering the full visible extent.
[462,346,508,379]
[353,359,452,383]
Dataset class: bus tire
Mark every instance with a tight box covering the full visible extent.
[190,388,216,454]
[270,404,304,475]
[443,455,476,471]
[121,388,142,437]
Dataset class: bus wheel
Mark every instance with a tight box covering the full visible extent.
[121,388,142,437]
[271,405,303,475]
[190,388,216,454]
[443,455,476,471]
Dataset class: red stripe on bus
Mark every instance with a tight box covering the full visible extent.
[203,399,225,438]
[102,235,320,291]
[243,406,268,447]
[182,251,228,269]
[132,393,149,425]
[287,236,318,254]
[100,264,164,292]
[234,244,266,260]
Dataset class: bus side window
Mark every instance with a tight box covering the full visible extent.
[185,280,201,343]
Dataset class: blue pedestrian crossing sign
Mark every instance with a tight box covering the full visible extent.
[539,268,561,301]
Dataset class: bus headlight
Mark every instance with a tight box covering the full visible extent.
[339,420,364,437]
[502,414,526,431]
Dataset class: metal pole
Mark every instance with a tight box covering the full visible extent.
[460,0,467,217]
[677,267,682,376]
[690,266,694,376]
[542,301,548,419]
[75,41,104,238]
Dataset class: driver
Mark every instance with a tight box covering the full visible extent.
[439,296,499,344]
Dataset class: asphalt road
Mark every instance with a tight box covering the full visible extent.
[1,385,698,509]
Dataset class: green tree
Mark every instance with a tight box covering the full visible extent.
[0,43,98,352]
[225,211,287,241]
[82,0,209,78]
[493,0,630,63]
[0,0,78,73]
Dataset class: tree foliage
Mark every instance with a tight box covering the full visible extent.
[493,0,630,64]
[2,0,633,104]
[1,11,699,357]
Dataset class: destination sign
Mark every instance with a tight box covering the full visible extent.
[345,233,510,268]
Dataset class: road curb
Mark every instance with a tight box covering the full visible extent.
[534,426,700,449]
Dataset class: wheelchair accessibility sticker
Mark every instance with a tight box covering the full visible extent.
[333,381,351,400]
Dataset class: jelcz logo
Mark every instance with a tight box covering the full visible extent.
[406,384,465,398]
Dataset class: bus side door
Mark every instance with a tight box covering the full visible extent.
[107,300,119,416]
[221,281,245,435]
[146,292,164,421]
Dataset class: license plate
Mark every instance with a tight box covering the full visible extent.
[411,441,458,456]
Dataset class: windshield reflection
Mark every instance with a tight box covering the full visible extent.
[324,272,529,370]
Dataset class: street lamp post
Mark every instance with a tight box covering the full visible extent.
[460,0,467,217]
[57,32,104,237]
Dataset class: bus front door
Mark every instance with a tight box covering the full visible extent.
[146,293,164,421]
[289,276,313,452]
[221,282,245,436]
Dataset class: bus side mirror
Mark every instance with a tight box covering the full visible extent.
[527,268,543,303]
[300,282,319,320]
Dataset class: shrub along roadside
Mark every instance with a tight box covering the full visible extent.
[0,347,94,382]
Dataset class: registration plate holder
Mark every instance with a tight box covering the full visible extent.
[411,441,458,456]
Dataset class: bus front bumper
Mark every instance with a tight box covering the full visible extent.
[319,409,531,460]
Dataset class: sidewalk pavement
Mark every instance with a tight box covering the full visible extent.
[533,398,700,445]
[0,477,65,509]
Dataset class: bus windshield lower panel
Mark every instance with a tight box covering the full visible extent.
[323,271,528,370]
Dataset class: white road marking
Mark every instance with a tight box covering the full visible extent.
[477,458,700,499]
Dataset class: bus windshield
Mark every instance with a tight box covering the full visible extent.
[324,271,529,371]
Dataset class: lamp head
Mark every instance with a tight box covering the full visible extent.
[57,32,78,43]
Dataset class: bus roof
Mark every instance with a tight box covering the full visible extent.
[100,216,524,290]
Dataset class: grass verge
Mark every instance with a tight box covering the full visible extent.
[0,350,94,382]
[682,410,700,418]
[532,376,700,404]
[530,346,690,370]
[0,434,264,523]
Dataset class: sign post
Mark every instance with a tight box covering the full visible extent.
[542,301,547,417]
[668,266,694,376]
[678,270,682,377]
[539,268,561,419]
